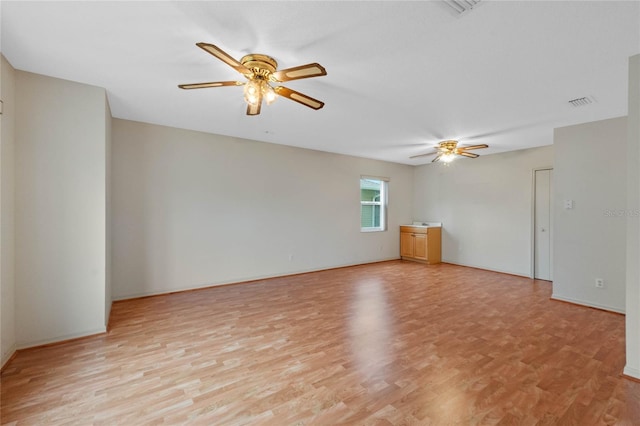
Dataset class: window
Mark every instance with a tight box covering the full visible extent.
[360,177,388,232]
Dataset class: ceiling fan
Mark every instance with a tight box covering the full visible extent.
[410,140,489,163]
[178,43,327,116]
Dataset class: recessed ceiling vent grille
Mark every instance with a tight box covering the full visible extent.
[568,96,594,107]
[443,0,482,15]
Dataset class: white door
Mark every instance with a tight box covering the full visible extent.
[534,169,553,280]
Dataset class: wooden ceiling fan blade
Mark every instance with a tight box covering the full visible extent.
[196,42,252,76]
[178,81,243,90]
[458,151,479,158]
[409,151,437,159]
[432,154,443,163]
[274,86,324,110]
[459,144,489,150]
[272,63,327,82]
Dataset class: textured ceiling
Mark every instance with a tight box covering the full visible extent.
[2,1,639,164]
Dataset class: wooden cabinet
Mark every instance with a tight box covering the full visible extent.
[400,226,441,264]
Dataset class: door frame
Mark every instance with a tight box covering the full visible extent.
[531,167,554,280]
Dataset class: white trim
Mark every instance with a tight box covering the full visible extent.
[551,294,625,314]
[531,167,554,280]
[1,343,17,370]
[442,260,531,278]
[360,175,390,182]
[623,365,640,380]
[360,178,387,231]
[16,327,107,350]
[105,299,113,327]
[113,257,401,301]
[361,227,385,233]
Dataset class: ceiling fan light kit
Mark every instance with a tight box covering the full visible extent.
[440,152,456,163]
[240,54,278,107]
[410,140,489,163]
[179,42,327,116]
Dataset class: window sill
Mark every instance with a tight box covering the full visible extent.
[361,228,386,233]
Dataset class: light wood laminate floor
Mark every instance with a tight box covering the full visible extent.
[2,261,639,425]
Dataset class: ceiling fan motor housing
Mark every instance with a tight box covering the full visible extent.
[240,54,277,80]
[438,140,459,152]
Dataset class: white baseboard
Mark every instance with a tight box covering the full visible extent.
[1,343,17,370]
[17,327,107,350]
[442,260,531,278]
[113,257,402,301]
[551,294,625,314]
[106,299,113,327]
[624,365,640,380]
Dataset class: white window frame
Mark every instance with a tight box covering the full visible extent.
[360,176,388,232]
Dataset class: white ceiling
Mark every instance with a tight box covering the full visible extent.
[2,1,639,165]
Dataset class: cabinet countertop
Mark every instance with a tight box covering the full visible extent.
[400,225,440,232]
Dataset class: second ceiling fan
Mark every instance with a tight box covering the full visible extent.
[410,140,489,163]
[178,43,327,116]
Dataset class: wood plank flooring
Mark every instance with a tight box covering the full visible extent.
[2,261,639,425]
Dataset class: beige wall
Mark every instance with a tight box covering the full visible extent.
[413,146,553,276]
[15,71,109,347]
[1,55,17,366]
[3,58,636,359]
[553,117,627,313]
[105,98,112,326]
[111,119,414,299]
[626,54,640,379]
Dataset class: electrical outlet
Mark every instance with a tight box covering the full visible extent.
[288,254,294,261]
[595,278,604,288]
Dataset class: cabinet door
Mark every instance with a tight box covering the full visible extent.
[413,233,428,260]
[400,232,414,257]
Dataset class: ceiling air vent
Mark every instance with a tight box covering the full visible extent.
[568,96,594,107]
[443,0,482,15]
